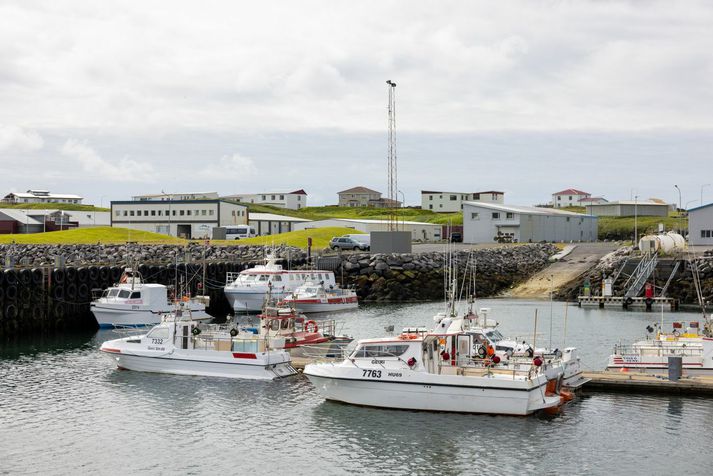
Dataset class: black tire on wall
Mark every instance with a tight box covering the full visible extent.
[32,304,44,320]
[77,267,89,282]
[5,285,17,301]
[0,286,4,304]
[110,266,122,283]
[19,269,32,286]
[20,287,31,302]
[32,286,44,302]
[99,266,110,282]
[5,304,18,320]
[54,302,66,319]
[66,267,77,283]
[31,268,44,285]
[78,283,90,301]
[4,269,17,286]
[66,283,78,300]
[0,269,4,286]
[53,286,65,300]
[89,266,100,282]
[52,268,65,285]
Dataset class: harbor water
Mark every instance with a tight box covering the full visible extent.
[1,299,712,475]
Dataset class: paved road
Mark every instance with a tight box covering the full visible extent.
[505,242,622,298]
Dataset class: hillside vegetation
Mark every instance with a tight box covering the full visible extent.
[0,227,183,244]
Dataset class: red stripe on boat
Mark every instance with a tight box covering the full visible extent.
[102,347,121,353]
[232,352,257,359]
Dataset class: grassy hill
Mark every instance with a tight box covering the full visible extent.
[0,203,110,212]
[230,201,463,225]
[0,226,183,244]
[215,227,357,249]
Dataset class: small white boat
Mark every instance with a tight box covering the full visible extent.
[100,304,297,380]
[282,282,358,313]
[90,268,210,328]
[607,320,713,375]
[224,255,338,312]
[304,317,567,416]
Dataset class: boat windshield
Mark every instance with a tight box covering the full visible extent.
[146,326,169,339]
[118,289,131,298]
[107,289,119,298]
[258,275,269,282]
[485,330,504,343]
[352,344,409,358]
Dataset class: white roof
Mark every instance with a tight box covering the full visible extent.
[248,213,311,222]
[6,192,83,199]
[587,200,668,206]
[463,201,593,217]
[0,209,44,224]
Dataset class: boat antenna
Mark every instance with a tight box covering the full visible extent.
[563,301,569,349]
[549,273,554,350]
[532,308,538,352]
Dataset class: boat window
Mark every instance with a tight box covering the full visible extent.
[146,327,169,339]
[118,289,131,298]
[108,289,119,297]
[353,344,410,358]
[485,330,504,342]
[258,275,269,281]
[272,275,282,282]
[130,291,141,299]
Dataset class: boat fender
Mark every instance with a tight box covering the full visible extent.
[230,328,239,337]
[672,330,680,337]
[526,347,534,358]
[407,357,417,367]
[492,355,501,364]
[625,297,633,306]
[192,327,201,336]
[305,320,318,333]
[476,345,487,359]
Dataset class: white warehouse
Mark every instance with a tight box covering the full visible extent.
[111,199,247,239]
[688,202,713,246]
[463,202,598,243]
[293,218,442,241]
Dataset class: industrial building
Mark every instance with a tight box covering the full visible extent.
[111,199,247,239]
[688,203,713,246]
[248,212,311,236]
[586,200,670,217]
[2,189,83,205]
[132,192,219,201]
[462,202,598,244]
[294,218,441,241]
[223,189,308,210]
[0,208,109,234]
[420,190,504,212]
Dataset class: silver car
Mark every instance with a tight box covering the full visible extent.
[329,236,370,251]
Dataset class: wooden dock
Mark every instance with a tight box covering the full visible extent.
[577,295,678,311]
[582,371,713,396]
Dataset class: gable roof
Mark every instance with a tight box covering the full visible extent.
[338,186,381,194]
[553,188,590,196]
[288,189,308,195]
[688,202,713,212]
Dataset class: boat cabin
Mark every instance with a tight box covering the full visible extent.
[96,283,170,307]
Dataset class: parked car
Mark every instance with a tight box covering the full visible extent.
[330,236,370,251]
[449,232,462,243]
[344,234,371,247]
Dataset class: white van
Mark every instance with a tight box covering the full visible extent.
[225,225,257,240]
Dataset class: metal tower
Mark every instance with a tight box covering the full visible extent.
[386,80,398,231]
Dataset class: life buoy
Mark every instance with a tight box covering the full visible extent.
[672,330,680,337]
[192,327,201,336]
[305,320,318,333]
[625,297,633,306]
[486,345,495,357]
[229,328,239,337]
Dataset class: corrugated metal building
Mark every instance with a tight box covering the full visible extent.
[463,202,598,243]
[586,200,669,217]
[688,203,713,246]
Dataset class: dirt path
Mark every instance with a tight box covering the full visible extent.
[506,243,620,298]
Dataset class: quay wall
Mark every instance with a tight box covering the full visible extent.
[0,243,557,338]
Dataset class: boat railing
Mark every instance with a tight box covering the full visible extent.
[454,357,546,379]
[613,342,703,357]
[225,272,242,286]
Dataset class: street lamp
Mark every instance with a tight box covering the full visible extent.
[634,195,638,246]
[702,184,711,206]
[674,184,682,232]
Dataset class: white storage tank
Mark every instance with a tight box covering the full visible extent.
[638,232,685,254]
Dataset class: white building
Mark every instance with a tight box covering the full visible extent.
[111,199,247,239]
[248,212,312,236]
[0,208,109,234]
[463,202,598,244]
[223,189,307,209]
[293,218,442,241]
[421,190,505,212]
[132,192,219,201]
[586,200,669,217]
[552,188,591,208]
[688,202,713,246]
[2,189,83,204]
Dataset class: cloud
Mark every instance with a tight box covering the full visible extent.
[59,138,155,182]
[0,125,44,152]
[196,153,258,181]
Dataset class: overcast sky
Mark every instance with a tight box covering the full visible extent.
[1,0,712,208]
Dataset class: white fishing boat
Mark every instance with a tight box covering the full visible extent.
[90,268,210,328]
[224,255,337,312]
[100,304,297,380]
[282,281,358,313]
[304,315,568,416]
[607,320,713,374]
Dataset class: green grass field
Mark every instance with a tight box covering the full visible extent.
[0,203,110,212]
[0,226,184,244]
[598,214,686,240]
[215,227,357,249]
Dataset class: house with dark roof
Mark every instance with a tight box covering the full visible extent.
[337,187,401,208]
[551,188,591,208]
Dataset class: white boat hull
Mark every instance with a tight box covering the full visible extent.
[304,365,559,416]
[287,300,358,313]
[91,304,210,328]
[225,289,287,312]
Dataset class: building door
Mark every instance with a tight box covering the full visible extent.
[177,224,191,239]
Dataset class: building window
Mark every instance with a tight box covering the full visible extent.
[429,195,433,201]
[429,204,433,210]
[506,212,514,219]
[187,210,191,216]
[151,210,156,216]
[492,212,500,219]
[568,196,572,200]
[158,210,162,216]
[439,204,443,208]
[202,210,207,216]
[165,210,169,216]
[129,210,135,216]
[262,195,266,200]
[471,212,479,220]
[115,210,121,216]
[209,210,214,216]
[566,217,571,222]
[492,193,498,200]
[473,193,480,200]
[123,210,128,216]
[557,196,561,201]
[298,196,301,201]
[172,210,176,216]
[180,210,185,216]
[449,195,457,201]
[143,210,149,216]
[279,195,284,200]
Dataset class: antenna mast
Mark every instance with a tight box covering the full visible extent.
[386,80,398,231]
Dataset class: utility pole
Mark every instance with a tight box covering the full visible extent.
[634,195,638,246]
[386,80,398,231]
[674,184,682,233]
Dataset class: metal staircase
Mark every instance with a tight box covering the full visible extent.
[623,252,659,298]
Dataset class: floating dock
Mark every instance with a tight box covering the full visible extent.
[577,295,678,311]
[582,371,713,396]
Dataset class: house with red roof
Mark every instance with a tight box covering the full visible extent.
[551,188,591,208]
